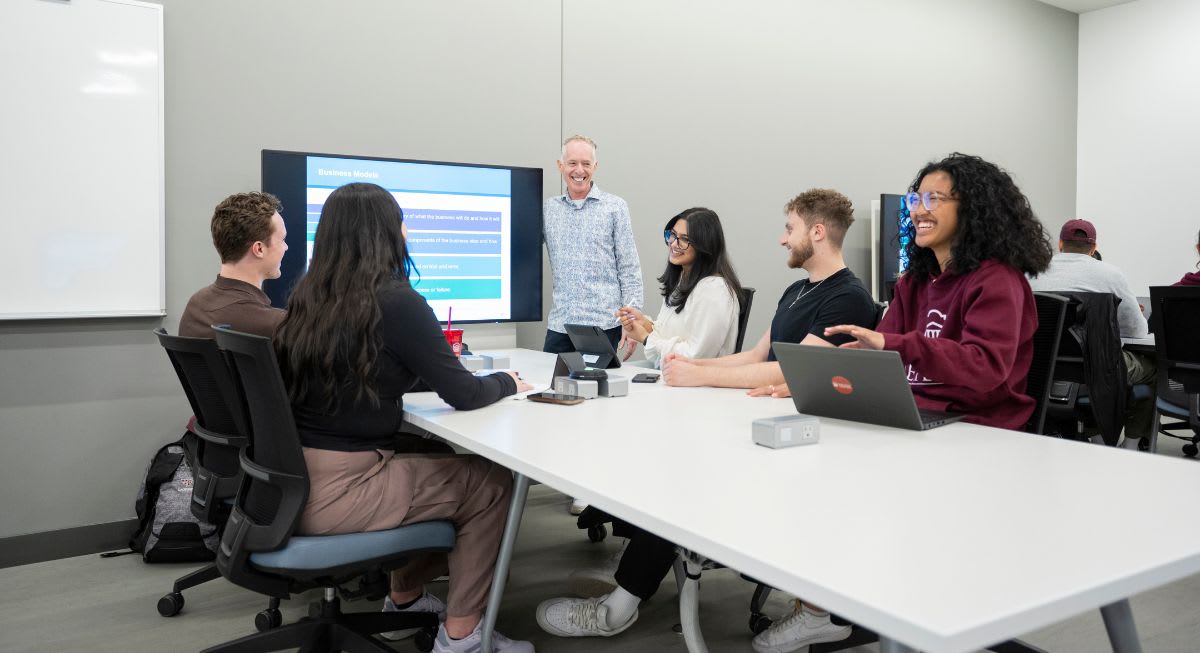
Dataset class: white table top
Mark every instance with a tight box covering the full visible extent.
[403,349,1200,653]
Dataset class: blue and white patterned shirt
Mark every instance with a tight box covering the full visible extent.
[543,184,643,332]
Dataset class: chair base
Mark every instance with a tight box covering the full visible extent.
[158,563,224,617]
[200,592,438,653]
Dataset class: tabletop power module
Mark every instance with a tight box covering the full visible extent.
[752,414,820,449]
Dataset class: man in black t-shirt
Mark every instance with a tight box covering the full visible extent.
[662,188,877,390]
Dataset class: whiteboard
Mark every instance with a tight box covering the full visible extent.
[0,0,164,319]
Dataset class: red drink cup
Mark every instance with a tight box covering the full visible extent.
[443,328,464,356]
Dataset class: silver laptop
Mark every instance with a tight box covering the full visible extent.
[773,343,963,431]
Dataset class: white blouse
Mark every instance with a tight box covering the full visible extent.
[643,276,740,367]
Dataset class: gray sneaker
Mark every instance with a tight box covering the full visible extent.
[431,621,534,652]
[379,591,447,641]
[751,607,851,653]
[535,594,637,638]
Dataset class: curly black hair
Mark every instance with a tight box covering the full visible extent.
[903,153,1053,283]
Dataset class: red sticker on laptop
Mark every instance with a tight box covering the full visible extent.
[831,376,854,395]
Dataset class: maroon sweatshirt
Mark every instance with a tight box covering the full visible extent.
[1174,271,1200,287]
[878,260,1037,430]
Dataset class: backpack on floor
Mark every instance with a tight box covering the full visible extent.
[128,434,219,563]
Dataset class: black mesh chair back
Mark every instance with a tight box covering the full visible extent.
[1025,293,1069,434]
[1149,286,1200,438]
[872,302,887,329]
[734,287,756,353]
[155,328,248,523]
[1150,285,1200,394]
[212,326,310,599]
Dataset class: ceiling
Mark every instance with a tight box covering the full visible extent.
[1038,0,1137,13]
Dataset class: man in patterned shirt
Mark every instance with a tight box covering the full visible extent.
[542,135,644,355]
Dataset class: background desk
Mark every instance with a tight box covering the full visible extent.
[403,349,1200,653]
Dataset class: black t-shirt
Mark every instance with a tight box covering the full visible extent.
[767,267,877,361]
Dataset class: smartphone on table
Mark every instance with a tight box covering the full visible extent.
[527,392,585,405]
[632,373,660,383]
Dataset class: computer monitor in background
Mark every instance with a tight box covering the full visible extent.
[262,150,543,323]
[877,193,911,302]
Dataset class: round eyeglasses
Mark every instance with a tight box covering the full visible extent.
[904,191,959,213]
[664,230,693,250]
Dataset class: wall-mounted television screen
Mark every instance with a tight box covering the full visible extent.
[877,193,912,302]
[262,150,543,323]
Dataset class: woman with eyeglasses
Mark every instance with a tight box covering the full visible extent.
[274,183,535,653]
[612,207,743,366]
[824,153,1053,430]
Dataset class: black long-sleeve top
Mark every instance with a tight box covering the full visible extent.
[293,280,517,451]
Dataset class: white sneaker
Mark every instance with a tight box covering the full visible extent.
[566,540,627,597]
[569,498,588,515]
[536,594,637,637]
[751,607,851,653]
[431,620,533,653]
[379,591,447,641]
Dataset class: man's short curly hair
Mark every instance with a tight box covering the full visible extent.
[210,192,282,263]
[784,189,855,248]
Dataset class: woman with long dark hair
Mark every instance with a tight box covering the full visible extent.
[274,183,534,653]
[614,207,742,366]
[825,153,1053,430]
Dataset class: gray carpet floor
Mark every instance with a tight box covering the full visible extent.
[3,439,1199,652]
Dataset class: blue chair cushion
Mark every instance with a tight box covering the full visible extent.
[1157,397,1191,419]
[250,520,455,571]
[1131,384,1154,401]
[1078,384,1155,406]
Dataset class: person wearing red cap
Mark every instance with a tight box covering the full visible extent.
[1174,229,1200,286]
[1028,218,1156,448]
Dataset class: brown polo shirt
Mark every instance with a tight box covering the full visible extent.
[179,275,285,338]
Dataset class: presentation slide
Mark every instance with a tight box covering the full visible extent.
[305,157,513,322]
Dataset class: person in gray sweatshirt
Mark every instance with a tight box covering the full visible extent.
[1028,218,1156,448]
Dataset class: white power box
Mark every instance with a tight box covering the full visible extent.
[554,376,599,399]
[752,414,820,449]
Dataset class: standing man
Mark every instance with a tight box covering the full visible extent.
[179,192,288,338]
[543,135,643,355]
[1028,218,1156,449]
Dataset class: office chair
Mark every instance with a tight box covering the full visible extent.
[153,327,250,617]
[734,287,757,353]
[1024,293,1069,435]
[205,326,454,653]
[1147,286,1200,456]
[1044,292,1152,445]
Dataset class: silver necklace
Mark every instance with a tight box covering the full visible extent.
[788,277,827,309]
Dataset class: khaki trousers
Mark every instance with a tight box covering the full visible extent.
[299,448,511,617]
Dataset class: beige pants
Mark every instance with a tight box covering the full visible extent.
[299,448,512,617]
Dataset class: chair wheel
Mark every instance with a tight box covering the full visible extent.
[157,592,184,617]
[414,627,437,652]
[587,524,607,543]
[1184,443,1198,458]
[749,613,772,634]
[255,607,282,632]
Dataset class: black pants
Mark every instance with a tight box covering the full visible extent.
[543,327,622,354]
[612,519,678,601]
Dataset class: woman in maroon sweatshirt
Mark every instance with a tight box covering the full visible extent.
[827,153,1053,430]
[1174,230,1200,286]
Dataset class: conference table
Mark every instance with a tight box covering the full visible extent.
[402,349,1200,653]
